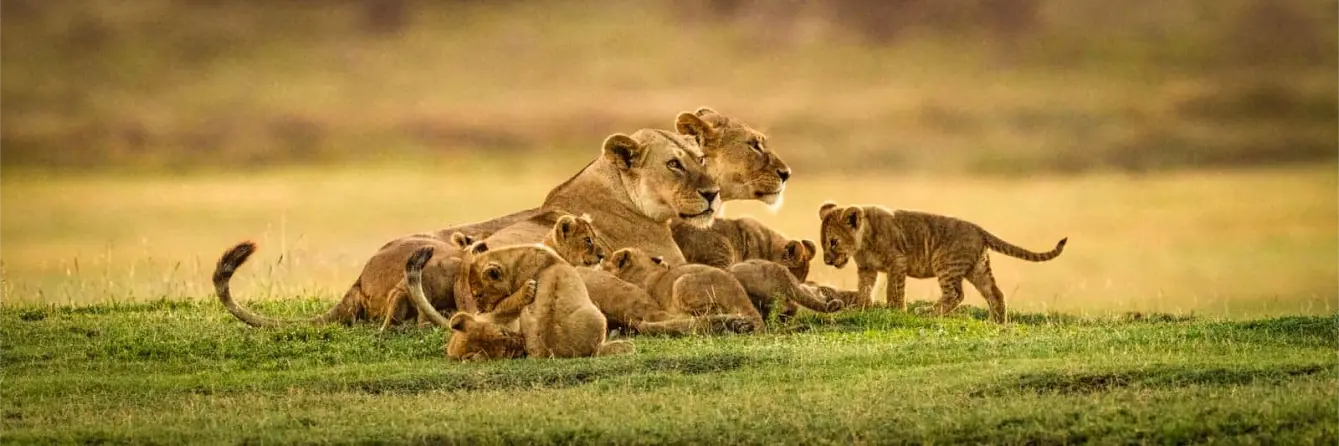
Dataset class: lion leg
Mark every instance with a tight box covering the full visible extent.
[635,314,754,335]
[484,280,538,324]
[967,254,1007,323]
[932,264,970,317]
[379,285,410,332]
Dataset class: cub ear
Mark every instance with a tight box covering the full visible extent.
[468,241,490,256]
[556,215,577,238]
[448,312,473,332]
[483,262,504,281]
[842,207,864,230]
[783,240,802,259]
[602,134,646,170]
[449,232,474,250]
[800,240,817,258]
[675,112,715,142]
[611,249,633,271]
[694,107,719,117]
[819,201,838,219]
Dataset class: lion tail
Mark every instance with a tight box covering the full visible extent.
[405,246,454,329]
[981,230,1068,262]
[213,241,360,327]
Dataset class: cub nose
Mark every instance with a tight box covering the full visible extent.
[777,169,791,183]
[699,190,718,203]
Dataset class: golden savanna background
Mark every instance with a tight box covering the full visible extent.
[2,0,1335,317]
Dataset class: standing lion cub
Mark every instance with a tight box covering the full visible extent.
[818,202,1067,323]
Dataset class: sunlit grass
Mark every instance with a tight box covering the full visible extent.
[2,163,1334,319]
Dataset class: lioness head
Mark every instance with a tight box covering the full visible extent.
[818,202,864,269]
[545,214,608,267]
[461,243,563,312]
[600,247,668,283]
[676,107,791,206]
[445,312,526,361]
[604,130,721,228]
[777,239,819,281]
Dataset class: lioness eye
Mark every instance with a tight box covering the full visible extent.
[748,139,763,152]
[667,159,683,171]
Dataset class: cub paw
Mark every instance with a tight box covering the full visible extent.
[726,317,757,334]
[823,298,845,313]
[520,280,539,304]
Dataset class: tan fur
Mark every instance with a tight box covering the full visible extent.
[601,248,763,332]
[673,216,837,319]
[676,107,791,204]
[421,109,792,244]
[579,267,757,336]
[469,130,719,269]
[407,243,633,360]
[212,232,476,329]
[819,202,1068,323]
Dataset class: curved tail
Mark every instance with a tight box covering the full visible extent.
[212,241,359,327]
[405,246,453,329]
[980,231,1067,262]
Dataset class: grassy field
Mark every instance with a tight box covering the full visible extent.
[2,164,1336,442]
[2,299,1334,443]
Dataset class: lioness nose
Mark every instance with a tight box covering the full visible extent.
[777,169,791,182]
[699,190,718,203]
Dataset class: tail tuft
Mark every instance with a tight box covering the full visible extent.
[213,241,257,284]
[407,246,435,272]
[1058,237,1068,248]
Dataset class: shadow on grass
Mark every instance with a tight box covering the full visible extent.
[974,363,1335,396]
[304,351,773,395]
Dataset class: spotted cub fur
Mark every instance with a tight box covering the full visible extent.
[818,202,1067,323]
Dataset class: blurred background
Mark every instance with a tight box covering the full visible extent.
[2,0,1335,317]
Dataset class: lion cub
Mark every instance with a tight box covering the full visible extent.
[818,202,1067,323]
[673,216,840,319]
[407,240,632,360]
[601,247,764,332]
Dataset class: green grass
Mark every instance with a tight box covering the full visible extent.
[2,299,1334,444]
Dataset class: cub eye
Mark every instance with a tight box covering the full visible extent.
[829,239,838,249]
[584,238,593,249]
[667,159,684,171]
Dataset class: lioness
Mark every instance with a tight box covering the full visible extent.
[818,202,1068,323]
[673,216,839,319]
[421,107,791,243]
[601,247,764,332]
[406,242,633,360]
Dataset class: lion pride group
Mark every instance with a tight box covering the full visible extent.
[213,107,1066,360]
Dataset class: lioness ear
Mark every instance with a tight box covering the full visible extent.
[842,207,864,230]
[556,215,576,239]
[449,232,474,250]
[448,312,472,332]
[801,240,817,258]
[819,201,838,219]
[675,112,714,143]
[483,263,503,281]
[469,241,490,256]
[602,134,646,170]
